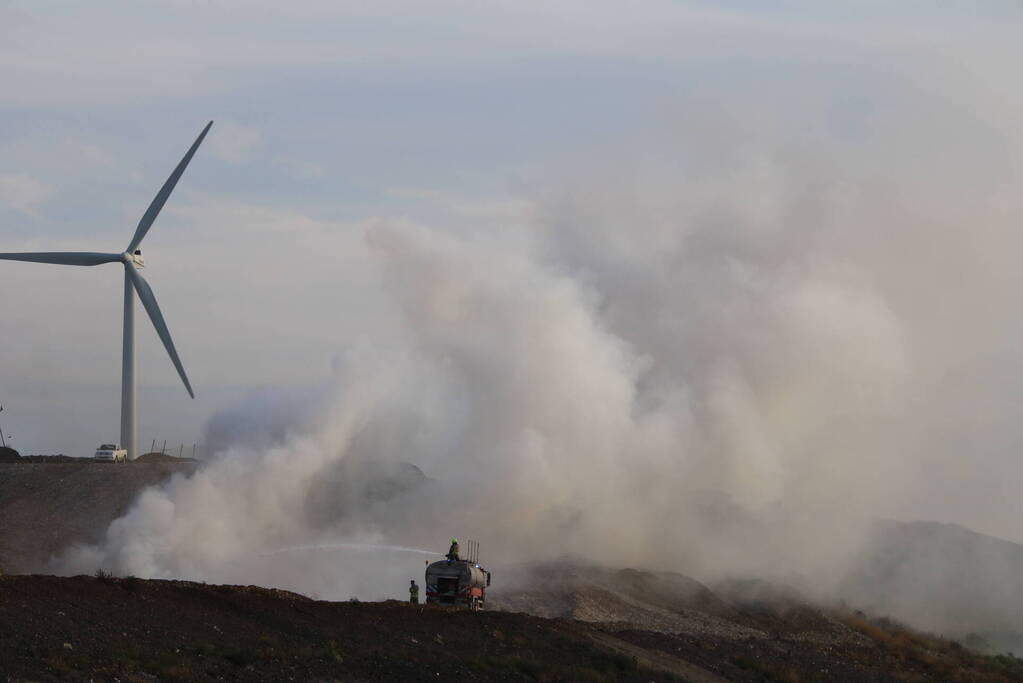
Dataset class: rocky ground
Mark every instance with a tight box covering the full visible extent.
[2,574,1022,682]
[0,574,680,682]
[491,563,1023,682]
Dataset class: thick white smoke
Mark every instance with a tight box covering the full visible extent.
[58,40,1023,637]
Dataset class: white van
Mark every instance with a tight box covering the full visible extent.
[94,444,127,462]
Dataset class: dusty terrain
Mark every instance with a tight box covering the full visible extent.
[2,573,1022,682]
[0,574,680,683]
[491,563,1023,682]
[0,461,195,573]
[3,461,1023,681]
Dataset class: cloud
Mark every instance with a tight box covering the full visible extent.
[273,158,327,179]
[0,173,50,214]
[67,141,116,167]
[1,1,1015,108]
[386,187,532,220]
[208,122,262,163]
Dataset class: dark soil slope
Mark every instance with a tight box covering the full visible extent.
[0,575,677,682]
[2,575,1022,682]
[0,462,195,573]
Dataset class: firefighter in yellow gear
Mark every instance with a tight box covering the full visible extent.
[409,579,419,604]
[447,538,460,561]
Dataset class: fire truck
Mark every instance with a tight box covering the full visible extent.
[425,540,491,610]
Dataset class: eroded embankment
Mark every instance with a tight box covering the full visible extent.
[0,461,195,573]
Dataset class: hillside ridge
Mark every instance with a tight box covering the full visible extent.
[4,574,1023,682]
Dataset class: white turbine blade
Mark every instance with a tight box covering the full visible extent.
[125,262,195,399]
[0,252,121,266]
[127,121,213,253]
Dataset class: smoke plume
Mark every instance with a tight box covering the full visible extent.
[58,36,1023,643]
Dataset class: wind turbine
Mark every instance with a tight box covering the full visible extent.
[0,121,213,460]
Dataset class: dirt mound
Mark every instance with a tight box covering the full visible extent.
[0,446,20,462]
[3,575,1019,682]
[20,454,87,462]
[0,575,674,682]
[0,461,196,573]
[135,451,197,463]
[491,563,852,643]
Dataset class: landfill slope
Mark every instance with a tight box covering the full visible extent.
[0,461,195,573]
[3,574,1021,682]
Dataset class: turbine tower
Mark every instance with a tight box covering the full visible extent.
[0,121,212,460]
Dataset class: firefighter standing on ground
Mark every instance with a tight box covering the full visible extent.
[409,580,419,604]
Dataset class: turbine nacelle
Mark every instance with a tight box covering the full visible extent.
[124,249,145,268]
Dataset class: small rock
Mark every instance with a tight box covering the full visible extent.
[63,642,73,650]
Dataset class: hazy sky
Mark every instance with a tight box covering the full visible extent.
[3,1,1023,545]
